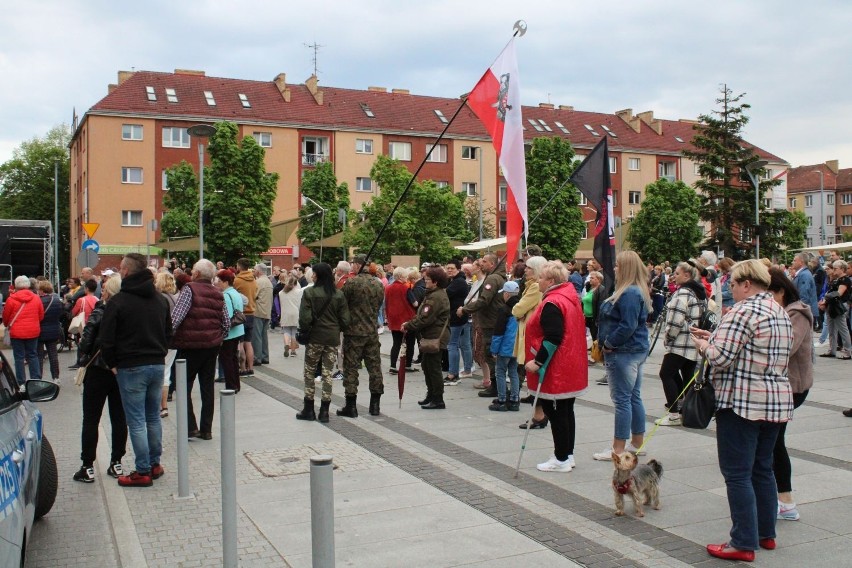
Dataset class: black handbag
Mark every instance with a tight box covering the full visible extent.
[681,361,715,429]
[296,295,333,346]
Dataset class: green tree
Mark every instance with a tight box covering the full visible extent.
[347,155,468,262]
[527,137,584,260]
[461,196,495,241]
[204,121,279,266]
[0,125,71,279]
[160,161,199,240]
[759,209,808,259]
[626,178,702,263]
[296,161,350,266]
[682,86,779,258]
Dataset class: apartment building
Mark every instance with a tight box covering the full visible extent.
[68,69,787,269]
[786,161,852,248]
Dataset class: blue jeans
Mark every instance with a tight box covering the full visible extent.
[605,350,647,440]
[494,355,519,402]
[448,323,473,376]
[116,365,165,474]
[11,338,41,384]
[715,409,781,551]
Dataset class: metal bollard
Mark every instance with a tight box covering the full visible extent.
[220,389,238,568]
[175,359,192,499]
[310,455,335,568]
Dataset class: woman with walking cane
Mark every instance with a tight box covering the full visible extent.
[519,262,588,473]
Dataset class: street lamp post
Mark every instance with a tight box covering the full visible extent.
[744,159,768,259]
[187,124,217,259]
[301,195,326,263]
[54,159,60,289]
[477,146,483,242]
[815,169,825,245]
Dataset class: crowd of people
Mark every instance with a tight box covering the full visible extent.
[2,244,849,562]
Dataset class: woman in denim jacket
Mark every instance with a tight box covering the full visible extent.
[593,251,652,460]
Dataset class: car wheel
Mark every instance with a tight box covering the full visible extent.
[34,436,58,520]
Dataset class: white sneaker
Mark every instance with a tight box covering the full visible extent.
[654,413,681,426]
[626,443,646,455]
[593,447,615,461]
[567,455,576,469]
[813,340,825,348]
[537,457,572,472]
[459,371,473,378]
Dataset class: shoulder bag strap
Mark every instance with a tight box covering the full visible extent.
[7,304,26,328]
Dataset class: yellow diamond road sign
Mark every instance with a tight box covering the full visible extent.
[82,223,100,239]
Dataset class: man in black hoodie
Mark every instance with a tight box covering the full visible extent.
[100,253,172,488]
[444,260,472,385]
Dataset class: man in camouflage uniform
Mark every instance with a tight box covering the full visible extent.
[457,253,506,399]
[338,254,385,417]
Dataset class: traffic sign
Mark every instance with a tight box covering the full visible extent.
[82,239,100,253]
[82,223,100,239]
[77,249,99,269]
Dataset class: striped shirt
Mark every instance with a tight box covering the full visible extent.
[704,291,793,422]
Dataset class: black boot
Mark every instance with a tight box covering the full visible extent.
[318,400,330,423]
[417,393,433,406]
[369,393,381,416]
[295,397,316,421]
[336,395,358,418]
[421,396,446,410]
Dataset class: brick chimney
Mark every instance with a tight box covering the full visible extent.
[274,73,291,103]
[826,160,840,174]
[368,86,387,92]
[305,74,323,105]
[391,88,410,95]
[637,110,663,135]
[117,70,135,85]
[539,103,554,109]
[615,109,641,133]
[558,105,573,111]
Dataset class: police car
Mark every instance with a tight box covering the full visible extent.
[0,351,59,567]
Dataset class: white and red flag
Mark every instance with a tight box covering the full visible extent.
[467,38,527,266]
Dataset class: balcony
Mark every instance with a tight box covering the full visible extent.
[302,153,329,167]
[499,203,507,212]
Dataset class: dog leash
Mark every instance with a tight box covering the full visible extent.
[634,365,701,454]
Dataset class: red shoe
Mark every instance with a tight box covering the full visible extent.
[759,538,776,550]
[151,464,165,480]
[706,543,754,562]
[117,471,153,487]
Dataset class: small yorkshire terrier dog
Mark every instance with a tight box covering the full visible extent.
[611,451,663,517]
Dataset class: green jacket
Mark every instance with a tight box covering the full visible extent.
[342,272,384,336]
[405,287,450,349]
[298,286,350,347]
[462,272,506,329]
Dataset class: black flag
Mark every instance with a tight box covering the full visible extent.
[570,138,616,293]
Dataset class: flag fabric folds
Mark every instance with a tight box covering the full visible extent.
[570,138,616,292]
[467,38,527,266]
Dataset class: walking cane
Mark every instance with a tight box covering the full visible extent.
[514,352,546,479]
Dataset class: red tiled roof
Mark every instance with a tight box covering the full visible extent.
[85,70,785,162]
[787,163,841,194]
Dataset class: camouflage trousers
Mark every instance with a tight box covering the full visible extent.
[342,334,384,396]
[303,343,337,402]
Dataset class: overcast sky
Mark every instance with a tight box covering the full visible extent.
[1,0,849,169]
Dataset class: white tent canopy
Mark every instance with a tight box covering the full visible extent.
[454,237,507,251]
[799,241,852,253]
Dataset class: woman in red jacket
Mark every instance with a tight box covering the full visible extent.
[385,266,416,373]
[3,275,45,385]
[524,262,588,473]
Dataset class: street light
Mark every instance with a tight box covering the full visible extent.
[301,195,326,262]
[744,159,768,258]
[54,159,60,289]
[814,169,825,245]
[187,124,217,259]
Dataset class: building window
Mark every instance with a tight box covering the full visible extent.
[629,191,641,205]
[827,194,834,205]
[612,190,618,208]
[121,167,143,184]
[499,184,507,211]
[499,219,506,237]
[162,170,169,191]
[238,93,251,108]
[162,127,190,148]
[462,182,477,197]
[253,132,272,147]
[581,223,589,240]
[806,237,813,247]
[204,90,216,106]
[789,197,797,208]
[355,139,373,154]
[122,124,143,140]
[842,215,852,226]
[425,144,447,163]
[807,216,813,227]
[609,157,617,174]
[145,86,157,101]
[302,136,329,166]
[763,198,772,209]
[805,195,813,207]
[356,177,372,192]
[578,191,587,206]
[388,141,411,161]
[462,146,478,160]
[435,181,449,188]
[165,88,178,103]
[827,215,834,226]
[694,163,701,176]
[628,158,640,171]
[121,210,143,226]
[842,193,852,205]
[659,162,676,180]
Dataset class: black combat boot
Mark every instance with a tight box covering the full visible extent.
[421,396,446,410]
[417,392,433,406]
[336,395,358,418]
[318,400,331,423]
[369,393,381,416]
[295,397,316,421]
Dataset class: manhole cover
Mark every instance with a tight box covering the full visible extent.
[245,441,391,477]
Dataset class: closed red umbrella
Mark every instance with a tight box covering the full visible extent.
[398,334,407,408]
